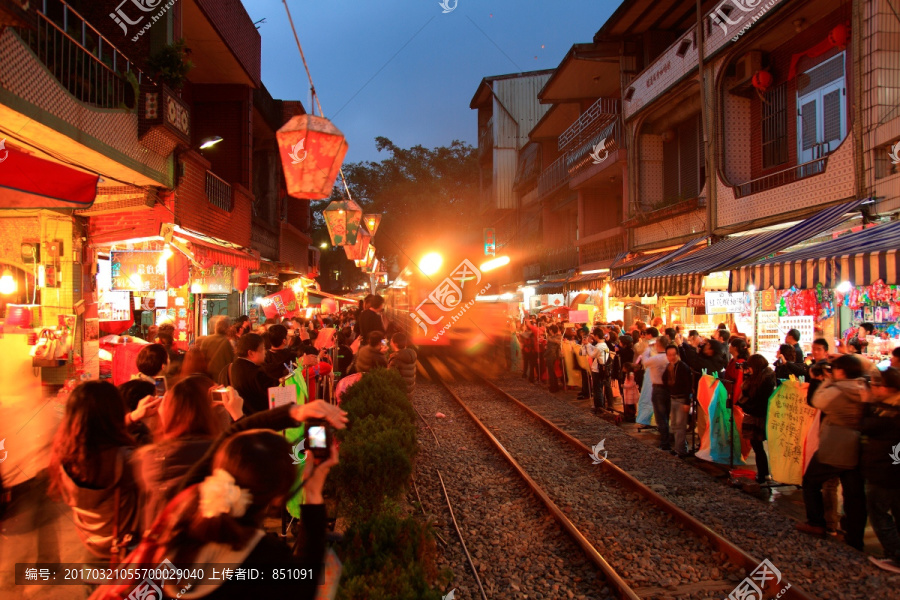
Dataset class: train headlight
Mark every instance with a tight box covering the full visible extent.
[418,252,443,276]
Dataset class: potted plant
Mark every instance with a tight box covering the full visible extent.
[147,39,193,91]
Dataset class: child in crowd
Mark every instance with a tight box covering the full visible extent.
[622,362,639,423]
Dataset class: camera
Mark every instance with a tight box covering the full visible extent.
[305,418,332,460]
[154,376,167,398]
[211,387,229,403]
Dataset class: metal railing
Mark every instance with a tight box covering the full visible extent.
[541,245,578,274]
[206,171,234,212]
[558,97,619,151]
[19,0,147,109]
[733,153,831,199]
[566,118,623,176]
[537,154,570,198]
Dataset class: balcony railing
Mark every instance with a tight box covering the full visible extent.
[733,153,831,199]
[558,97,619,152]
[566,119,623,176]
[206,171,234,212]
[541,246,578,274]
[19,0,147,109]
[537,154,570,198]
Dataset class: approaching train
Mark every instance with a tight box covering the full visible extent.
[382,245,513,351]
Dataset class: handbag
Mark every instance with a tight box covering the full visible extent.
[610,379,621,398]
[32,329,60,367]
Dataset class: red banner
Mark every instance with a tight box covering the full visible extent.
[259,288,301,319]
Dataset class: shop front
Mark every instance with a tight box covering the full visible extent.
[730,219,900,364]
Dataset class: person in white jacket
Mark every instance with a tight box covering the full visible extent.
[582,332,612,412]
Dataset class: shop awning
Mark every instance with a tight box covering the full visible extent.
[173,228,260,270]
[613,199,864,297]
[729,220,900,291]
[565,272,607,291]
[0,143,99,209]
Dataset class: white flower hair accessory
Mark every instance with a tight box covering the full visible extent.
[199,468,253,519]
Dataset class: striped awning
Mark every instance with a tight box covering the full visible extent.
[617,236,707,280]
[729,220,900,291]
[613,199,864,297]
[565,272,608,291]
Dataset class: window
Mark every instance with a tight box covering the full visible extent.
[761,83,788,168]
[796,54,847,174]
[662,113,704,204]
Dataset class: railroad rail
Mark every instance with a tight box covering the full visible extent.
[419,356,816,600]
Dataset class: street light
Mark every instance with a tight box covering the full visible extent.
[198,136,223,150]
[418,252,443,276]
[319,242,328,249]
[479,255,510,272]
[0,269,16,295]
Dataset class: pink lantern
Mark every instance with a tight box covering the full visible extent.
[277,115,349,200]
[233,267,250,292]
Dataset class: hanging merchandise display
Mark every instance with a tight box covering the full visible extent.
[277,115,349,200]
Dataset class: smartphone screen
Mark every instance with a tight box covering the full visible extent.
[154,376,166,398]
[308,425,328,449]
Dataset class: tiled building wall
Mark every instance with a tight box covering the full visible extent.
[717,131,856,228]
[193,85,254,190]
[632,208,706,249]
[637,133,664,211]
[0,29,169,184]
[195,0,262,86]
[718,65,752,184]
[173,153,252,247]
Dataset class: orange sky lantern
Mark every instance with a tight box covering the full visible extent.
[276,115,349,200]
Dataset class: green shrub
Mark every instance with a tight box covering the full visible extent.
[332,415,417,519]
[337,513,447,600]
[340,368,416,426]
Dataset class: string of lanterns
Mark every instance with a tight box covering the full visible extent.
[275,0,384,279]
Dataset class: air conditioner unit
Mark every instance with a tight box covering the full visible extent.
[729,50,765,97]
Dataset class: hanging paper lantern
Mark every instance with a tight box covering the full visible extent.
[829,23,849,48]
[343,228,372,261]
[322,199,363,246]
[167,250,190,288]
[233,267,250,292]
[751,70,773,93]
[363,244,377,272]
[363,213,382,236]
[276,115,349,200]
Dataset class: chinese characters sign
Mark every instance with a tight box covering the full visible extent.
[110,251,166,291]
[704,291,749,314]
[191,265,233,294]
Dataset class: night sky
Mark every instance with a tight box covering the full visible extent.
[242,0,623,163]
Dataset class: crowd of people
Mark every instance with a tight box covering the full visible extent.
[45,293,420,597]
[514,313,900,572]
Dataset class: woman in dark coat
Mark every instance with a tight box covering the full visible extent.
[738,354,777,483]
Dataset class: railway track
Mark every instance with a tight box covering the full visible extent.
[419,355,816,600]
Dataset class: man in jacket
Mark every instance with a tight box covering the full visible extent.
[263,324,296,380]
[664,344,694,456]
[582,332,612,412]
[359,295,386,341]
[200,315,234,381]
[356,331,388,374]
[796,354,868,551]
[861,367,900,572]
[388,332,417,394]
[221,333,277,415]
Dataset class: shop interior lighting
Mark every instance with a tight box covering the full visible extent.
[0,269,16,295]
[162,244,174,260]
[836,281,853,293]
[747,283,756,293]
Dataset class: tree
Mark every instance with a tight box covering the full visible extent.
[312,138,479,292]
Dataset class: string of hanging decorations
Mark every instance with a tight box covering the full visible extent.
[279,0,383,276]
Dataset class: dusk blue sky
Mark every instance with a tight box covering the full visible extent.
[241,0,622,163]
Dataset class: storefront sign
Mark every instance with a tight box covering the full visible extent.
[640,295,658,305]
[110,251,167,291]
[686,296,706,315]
[760,289,777,311]
[705,291,748,314]
[547,294,564,306]
[191,265,234,294]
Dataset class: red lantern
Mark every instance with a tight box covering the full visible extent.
[167,250,190,288]
[233,267,249,292]
[829,23,849,48]
[277,115,349,200]
[752,70,773,93]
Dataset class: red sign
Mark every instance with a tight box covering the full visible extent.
[259,288,301,319]
[687,296,706,315]
[761,289,777,312]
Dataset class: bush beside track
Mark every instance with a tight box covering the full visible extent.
[331,368,450,599]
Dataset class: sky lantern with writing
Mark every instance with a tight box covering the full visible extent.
[323,199,362,246]
[276,115,349,199]
[343,227,371,261]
